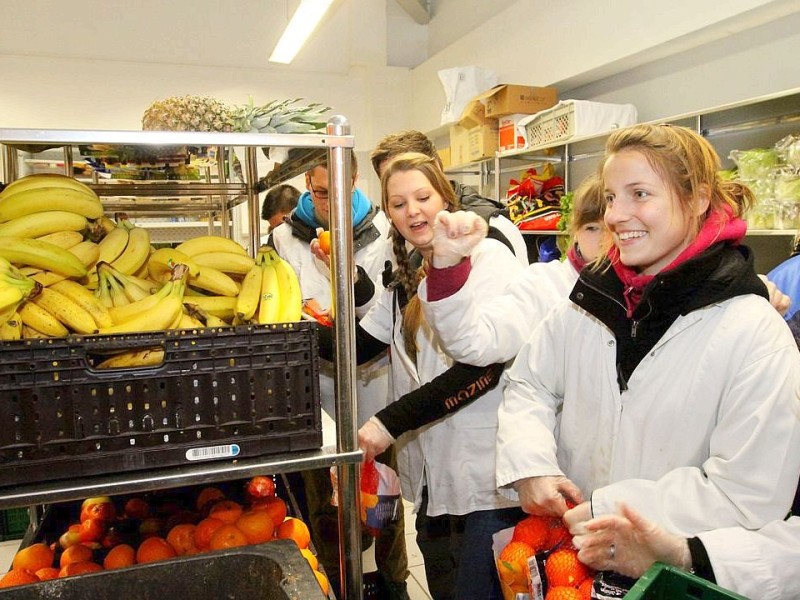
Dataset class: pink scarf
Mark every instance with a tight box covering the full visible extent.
[610,205,746,317]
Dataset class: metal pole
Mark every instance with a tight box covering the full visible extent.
[327,115,362,600]
[243,147,260,255]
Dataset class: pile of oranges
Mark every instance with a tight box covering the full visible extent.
[496,513,595,600]
[0,476,329,596]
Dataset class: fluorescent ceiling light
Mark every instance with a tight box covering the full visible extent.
[269,0,334,64]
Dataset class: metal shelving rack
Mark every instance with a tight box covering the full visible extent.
[0,118,364,600]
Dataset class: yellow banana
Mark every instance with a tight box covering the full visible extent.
[174,311,204,329]
[193,251,255,276]
[147,247,200,283]
[36,230,84,250]
[235,260,264,321]
[0,173,95,199]
[0,237,88,278]
[19,301,69,337]
[110,223,150,275]
[97,224,130,264]
[189,265,240,297]
[184,302,227,328]
[0,185,103,222]
[50,279,114,329]
[94,276,114,309]
[32,287,97,334]
[0,210,87,239]
[31,241,100,287]
[257,253,281,324]
[99,267,188,334]
[95,348,165,369]
[0,283,25,314]
[0,311,22,340]
[21,324,50,339]
[175,235,248,257]
[96,216,117,234]
[269,250,302,322]
[108,281,173,325]
[0,262,39,312]
[181,295,236,319]
[105,272,131,307]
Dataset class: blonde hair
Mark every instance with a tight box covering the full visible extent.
[604,124,755,237]
[380,152,459,363]
[568,173,605,238]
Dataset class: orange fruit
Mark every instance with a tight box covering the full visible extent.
[497,541,535,588]
[314,569,330,596]
[547,518,572,550]
[235,509,275,544]
[251,496,287,528]
[124,497,150,520]
[276,517,311,549]
[318,231,331,255]
[578,577,594,599]
[136,536,176,564]
[245,475,276,502]
[34,567,60,581]
[167,523,198,555]
[58,561,103,578]
[545,586,584,600]
[512,515,551,552]
[545,548,592,588]
[193,517,226,551]
[103,543,136,570]
[209,524,249,551]
[300,548,319,571]
[196,486,225,512]
[59,543,93,568]
[0,568,39,588]
[208,500,243,525]
[12,542,54,573]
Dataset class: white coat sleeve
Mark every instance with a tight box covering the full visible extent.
[592,310,800,535]
[419,260,573,366]
[697,518,800,600]
[495,301,572,497]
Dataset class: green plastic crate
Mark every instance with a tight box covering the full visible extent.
[624,563,749,600]
[0,508,29,541]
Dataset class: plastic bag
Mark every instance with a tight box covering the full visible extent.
[438,66,497,125]
[329,460,402,537]
[506,165,565,231]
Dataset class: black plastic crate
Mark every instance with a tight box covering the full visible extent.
[0,539,327,599]
[0,323,321,486]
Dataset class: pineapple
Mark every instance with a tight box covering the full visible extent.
[141,95,330,134]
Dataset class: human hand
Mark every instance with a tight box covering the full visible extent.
[515,475,584,517]
[358,417,394,463]
[563,501,593,535]
[571,503,690,578]
[431,210,488,268]
[758,274,791,316]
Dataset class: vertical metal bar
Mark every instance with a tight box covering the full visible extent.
[63,146,73,177]
[244,147,259,256]
[3,145,19,182]
[327,115,362,600]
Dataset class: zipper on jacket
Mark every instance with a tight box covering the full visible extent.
[631,320,639,338]
[577,277,628,313]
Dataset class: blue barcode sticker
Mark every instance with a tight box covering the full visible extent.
[185,443,240,461]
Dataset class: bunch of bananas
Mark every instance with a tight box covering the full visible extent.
[0,257,41,340]
[235,246,302,325]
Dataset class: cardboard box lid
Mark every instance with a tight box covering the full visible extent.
[458,98,488,129]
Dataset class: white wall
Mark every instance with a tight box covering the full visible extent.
[411,0,800,131]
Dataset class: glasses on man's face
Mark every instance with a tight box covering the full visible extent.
[308,184,329,201]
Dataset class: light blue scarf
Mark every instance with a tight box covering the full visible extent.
[294,188,372,229]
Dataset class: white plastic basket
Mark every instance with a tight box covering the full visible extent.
[521,100,638,148]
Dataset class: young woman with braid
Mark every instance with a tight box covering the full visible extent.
[315,152,525,599]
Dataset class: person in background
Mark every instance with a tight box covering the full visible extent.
[323,152,525,600]
[261,183,300,237]
[423,123,800,571]
[270,156,409,599]
[370,130,529,265]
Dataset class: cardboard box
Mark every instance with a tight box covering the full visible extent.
[458,98,489,129]
[467,123,498,162]
[437,147,452,170]
[449,124,470,167]
[476,84,558,119]
[498,114,529,152]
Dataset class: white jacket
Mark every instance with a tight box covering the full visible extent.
[497,294,800,536]
[698,517,800,600]
[271,212,394,426]
[419,258,579,366]
[360,239,523,517]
